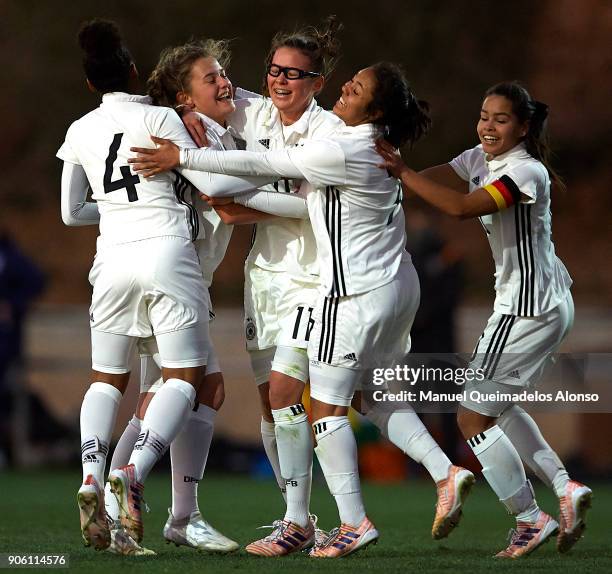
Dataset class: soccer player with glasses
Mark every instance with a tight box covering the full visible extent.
[131,61,476,559]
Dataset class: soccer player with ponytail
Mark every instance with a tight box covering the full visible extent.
[376,81,592,558]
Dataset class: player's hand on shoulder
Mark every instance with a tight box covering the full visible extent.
[375,138,408,178]
[129,136,180,178]
[182,111,209,148]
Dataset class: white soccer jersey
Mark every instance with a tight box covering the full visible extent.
[57,93,199,244]
[191,113,236,287]
[57,92,272,246]
[449,143,572,316]
[181,122,410,297]
[227,97,343,281]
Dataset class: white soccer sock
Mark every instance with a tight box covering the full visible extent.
[468,425,539,517]
[272,404,312,528]
[314,416,366,527]
[105,415,142,521]
[110,415,142,471]
[367,406,451,483]
[80,382,122,484]
[170,404,216,520]
[260,418,287,502]
[129,378,196,483]
[498,405,569,497]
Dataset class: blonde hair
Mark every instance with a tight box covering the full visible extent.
[147,39,231,107]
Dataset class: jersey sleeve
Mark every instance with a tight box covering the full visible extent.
[60,162,100,226]
[482,163,541,210]
[286,139,347,187]
[502,162,541,204]
[177,167,277,198]
[56,125,81,165]
[181,147,304,180]
[150,107,199,149]
[180,139,346,189]
[234,189,309,219]
[448,148,475,181]
[143,107,275,197]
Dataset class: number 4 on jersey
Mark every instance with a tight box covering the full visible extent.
[104,133,140,202]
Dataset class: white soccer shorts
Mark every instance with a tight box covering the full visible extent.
[89,236,209,374]
[244,266,320,351]
[309,261,420,406]
[244,265,319,384]
[461,292,574,417]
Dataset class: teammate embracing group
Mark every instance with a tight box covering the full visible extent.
[57,15,592,561]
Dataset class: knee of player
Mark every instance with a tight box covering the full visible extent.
[456,406,491,439]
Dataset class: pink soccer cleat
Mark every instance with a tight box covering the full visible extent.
[495,510,559,559]
[77,474,111,550]
[245,519,314,556]
[309,516,378,558]
[432,465,475,540]
[108,464,145,543]
[557,480,592,553]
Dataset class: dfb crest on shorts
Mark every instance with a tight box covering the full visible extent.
[245,317,256,341]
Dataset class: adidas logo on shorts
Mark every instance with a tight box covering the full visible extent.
[343,353,357,361]
[471,176,480,185]
[508,369,521,379]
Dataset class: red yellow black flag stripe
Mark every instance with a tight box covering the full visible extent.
[483,175,522,210]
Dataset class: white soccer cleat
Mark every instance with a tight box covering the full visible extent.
[163,509,239,553]
[557,480,593,553]
[495,510,559,559]
[432,465,475,539]
[107,522,156,556]
[77,475,110,550]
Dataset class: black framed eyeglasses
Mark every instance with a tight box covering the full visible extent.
[267,64,321,80]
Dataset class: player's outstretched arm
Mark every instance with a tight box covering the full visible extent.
[376,139,498,219]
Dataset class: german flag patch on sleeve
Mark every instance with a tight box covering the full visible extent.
[483,174,522,210]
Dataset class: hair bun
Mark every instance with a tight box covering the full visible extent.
[78,19,123,57]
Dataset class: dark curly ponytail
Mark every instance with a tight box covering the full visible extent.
[367,62,431,148]
[484,81,565,192]
[77,19,133,93]
[262,15,343,95]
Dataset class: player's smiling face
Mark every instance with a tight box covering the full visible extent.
[478,95,528,157]
[333,67,380,127]
[267,47,324,125]
[181,57,235,127]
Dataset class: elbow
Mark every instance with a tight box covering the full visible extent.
[449,202,473,220]
[61,211,76,226]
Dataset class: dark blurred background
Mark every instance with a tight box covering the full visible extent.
[1,0,610,478]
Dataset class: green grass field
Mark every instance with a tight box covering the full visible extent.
[1,471,610,573]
